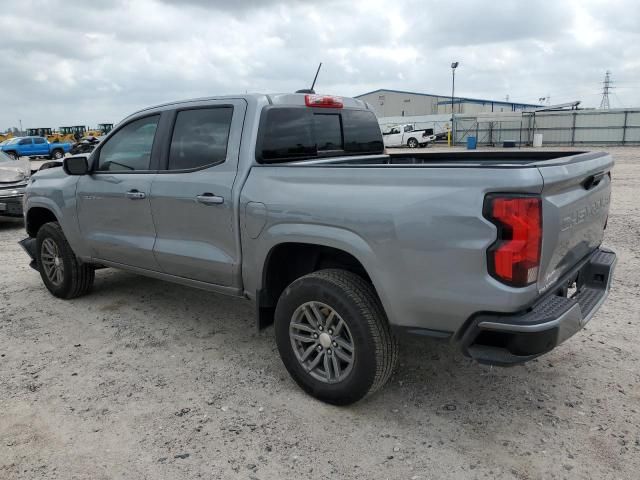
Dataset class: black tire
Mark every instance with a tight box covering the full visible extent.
[407,138,418,148]
[51,149,64,160]
[275,269,398,405]
[7,151,19,160]
[36,222,94,299]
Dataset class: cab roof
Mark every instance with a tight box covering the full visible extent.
[126,93,371,120]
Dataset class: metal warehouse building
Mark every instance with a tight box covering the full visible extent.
[355,89,540,117]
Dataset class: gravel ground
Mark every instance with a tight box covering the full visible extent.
[1,147,638,480]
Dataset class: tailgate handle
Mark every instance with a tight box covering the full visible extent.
[582,171,606,190]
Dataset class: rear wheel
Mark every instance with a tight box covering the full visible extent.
[51,149,64,160]
[36,222,94,299]
[275,269,398,405]
[407,137,418,148]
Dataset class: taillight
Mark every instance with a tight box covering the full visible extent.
[305,94,343,108]
[484,194,542,287]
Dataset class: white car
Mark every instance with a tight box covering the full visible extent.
[382,124,437,148]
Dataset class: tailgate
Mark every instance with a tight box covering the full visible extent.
[536,152,613,292]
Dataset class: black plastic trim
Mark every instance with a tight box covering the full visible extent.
[391,325,453,340]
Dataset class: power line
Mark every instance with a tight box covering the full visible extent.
[612,92,625,108]
[599,70,613,109]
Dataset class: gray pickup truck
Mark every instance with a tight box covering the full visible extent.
[19,93,616,404]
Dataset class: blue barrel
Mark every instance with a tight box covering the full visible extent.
[466,136,477,149]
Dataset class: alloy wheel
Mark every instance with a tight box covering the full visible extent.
[289,301,355,383]
[40,238,64,286]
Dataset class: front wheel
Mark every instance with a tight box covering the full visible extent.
[36,222,95,299]
[407,137,418,148]
[275,269,398,405]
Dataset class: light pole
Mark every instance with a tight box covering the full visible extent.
[451,61,459,146]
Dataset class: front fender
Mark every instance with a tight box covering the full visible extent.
[25,174,88,257]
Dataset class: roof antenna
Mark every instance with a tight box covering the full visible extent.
[296,62,322,94]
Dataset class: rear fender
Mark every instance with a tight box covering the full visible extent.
[249,223,392,319]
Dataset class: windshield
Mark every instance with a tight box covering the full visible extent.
[5,137,21,145]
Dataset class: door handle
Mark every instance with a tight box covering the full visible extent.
[125,189,146,200]
[196,193,224,205]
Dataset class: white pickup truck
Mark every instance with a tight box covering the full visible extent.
[382,123,436,148]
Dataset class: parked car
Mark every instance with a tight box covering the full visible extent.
[70,136,103,155]
[1,136,72,160]
[382,123,436,148]
[0,150,30,217]
[19,93,616,404]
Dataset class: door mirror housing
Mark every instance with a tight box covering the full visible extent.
[63,156,89,175]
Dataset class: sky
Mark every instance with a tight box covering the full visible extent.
[1,0,639,130]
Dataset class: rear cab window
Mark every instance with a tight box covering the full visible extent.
[313,114,343,151]
[256,106,383,163]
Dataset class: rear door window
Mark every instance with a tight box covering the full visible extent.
[168,107,233,170]
[34,137,46,144]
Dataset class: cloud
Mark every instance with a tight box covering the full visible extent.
[0,0,638,130]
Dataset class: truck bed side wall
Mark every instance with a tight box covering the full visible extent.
[240,165,546,334]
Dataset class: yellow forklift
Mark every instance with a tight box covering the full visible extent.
[0,132,14,143]
[27,127,54,138]
[58,126,87,143]
[26,127,66,143]
[86,123,113,137]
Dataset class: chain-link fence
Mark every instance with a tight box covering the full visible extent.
[454,109,640,146]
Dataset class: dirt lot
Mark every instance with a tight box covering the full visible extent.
[1,147,638,479]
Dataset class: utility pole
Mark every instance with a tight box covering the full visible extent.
[451,61,459,146]
[599,71,613,109]
[19,119,23,135]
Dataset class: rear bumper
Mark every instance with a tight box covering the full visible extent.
[458,247,616,365]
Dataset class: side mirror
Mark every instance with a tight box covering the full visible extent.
[63,156,89,175]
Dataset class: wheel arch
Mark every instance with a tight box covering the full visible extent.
[26,205,60,237]
[255,228,385,329]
